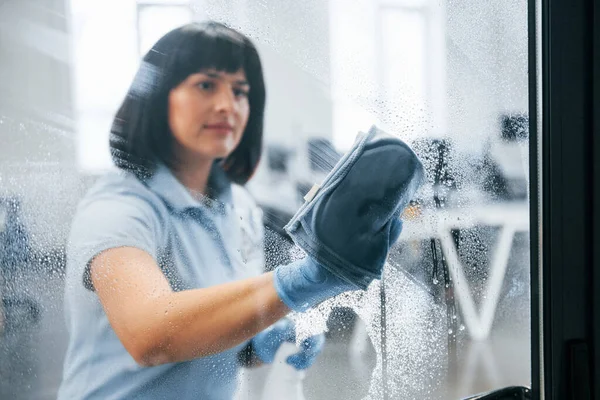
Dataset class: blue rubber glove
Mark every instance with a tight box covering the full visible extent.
[252,318,325,370]
[274,219,403,312]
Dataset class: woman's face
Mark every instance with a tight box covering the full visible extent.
[168,68,250,164]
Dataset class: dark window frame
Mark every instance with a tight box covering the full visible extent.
[533,0,599,398]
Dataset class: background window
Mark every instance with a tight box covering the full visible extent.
[72,0,192,174]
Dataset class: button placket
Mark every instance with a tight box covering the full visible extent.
[186,207,234,273]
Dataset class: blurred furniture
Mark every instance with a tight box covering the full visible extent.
[248,144,299,216]
[306,138,342,174]
[410,136,529,340]
[401,203,529,340]
[0,197,41,332]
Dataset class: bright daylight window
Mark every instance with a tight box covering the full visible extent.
[72,0,192,173]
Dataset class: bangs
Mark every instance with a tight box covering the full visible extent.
[157,23,251,86]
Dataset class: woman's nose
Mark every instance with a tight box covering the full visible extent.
[214,87,235,113]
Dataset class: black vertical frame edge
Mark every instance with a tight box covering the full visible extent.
[541,0,552,394]
[528,0,541,397]
[542,0,596,398]
[593,0,600,396]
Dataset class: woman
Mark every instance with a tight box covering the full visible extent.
[58,22,398,400]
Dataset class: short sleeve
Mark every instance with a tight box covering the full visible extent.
[68,194,165,291]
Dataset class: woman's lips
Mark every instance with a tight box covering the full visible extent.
[204,124,233,134]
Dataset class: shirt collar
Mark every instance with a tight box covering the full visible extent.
[146,163,233,214]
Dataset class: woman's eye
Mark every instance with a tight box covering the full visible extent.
[233,88,249,98]
[197,81,214,91]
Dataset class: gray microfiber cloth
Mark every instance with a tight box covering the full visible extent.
[284,125,425,289]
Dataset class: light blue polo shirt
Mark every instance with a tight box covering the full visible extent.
[58,164,265,400]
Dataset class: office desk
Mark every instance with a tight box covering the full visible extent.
[401,202,529,340]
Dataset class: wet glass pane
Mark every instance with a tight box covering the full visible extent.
[0,0,531,399]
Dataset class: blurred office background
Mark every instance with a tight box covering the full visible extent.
[0,0,530,399]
